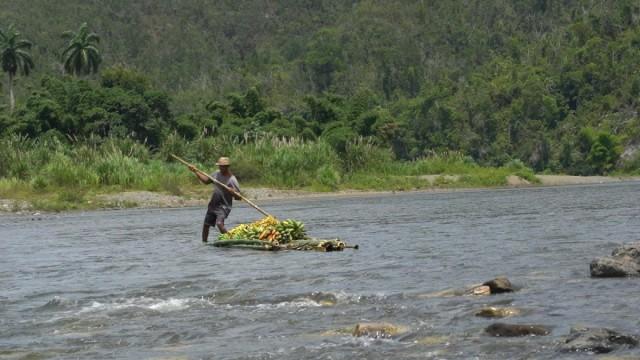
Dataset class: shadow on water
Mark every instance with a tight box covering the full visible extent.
[2,182,640,359]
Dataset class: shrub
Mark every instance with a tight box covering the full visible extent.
[342,136,395,173]
[315,165,341,189]
[93,150,141,186]
[43,153,99,186]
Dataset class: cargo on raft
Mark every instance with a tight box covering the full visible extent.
[212,216,358,251]
[211,238,358,251]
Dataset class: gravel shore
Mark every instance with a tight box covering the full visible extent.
[2,175,639,215]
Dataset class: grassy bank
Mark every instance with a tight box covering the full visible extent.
[0,134,538,212]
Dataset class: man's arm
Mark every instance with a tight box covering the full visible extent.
[189,165,212,184]
[230,177,242,200]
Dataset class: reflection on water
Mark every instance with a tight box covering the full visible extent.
[2,182,640,359]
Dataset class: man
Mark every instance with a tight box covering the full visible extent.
[189,156,241,242]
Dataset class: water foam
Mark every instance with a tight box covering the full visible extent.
[79,296,212,314]
[37,296,76,311]
[254,298,323,311]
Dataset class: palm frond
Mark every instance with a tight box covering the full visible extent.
[86,33,100,44]
[85,45,101,57]
[61,43,78,58]
[15,49,34,75]
[81,50,90,74]
[15,39,32,50]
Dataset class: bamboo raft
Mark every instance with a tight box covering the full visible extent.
[211,238,358,252]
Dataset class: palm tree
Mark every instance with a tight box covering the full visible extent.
[0,25,34,112]
[62,23,101,76]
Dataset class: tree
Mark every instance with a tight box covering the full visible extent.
[62,23,101,76]
[0,25,34,112]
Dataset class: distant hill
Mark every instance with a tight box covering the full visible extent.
[3,1,630,103]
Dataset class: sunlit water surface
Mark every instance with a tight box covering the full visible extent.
[2,182,640,359]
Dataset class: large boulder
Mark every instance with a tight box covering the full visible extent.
[591,242,640,277]
[590,257,640,277]
[559,327,638,353]
[482,277,514,293]
[485,323,550,337]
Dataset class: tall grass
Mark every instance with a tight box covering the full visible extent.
[231,136,341,188]
[0,133,539,210]
[0,134,193,194]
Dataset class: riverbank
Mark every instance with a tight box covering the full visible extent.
[2,174,639,215]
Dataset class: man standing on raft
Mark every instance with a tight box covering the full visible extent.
[189,156,241,242]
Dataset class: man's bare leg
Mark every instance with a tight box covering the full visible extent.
[202,224,210,242]
[216,222,227,234]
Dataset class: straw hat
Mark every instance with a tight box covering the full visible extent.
[216,157,231,166]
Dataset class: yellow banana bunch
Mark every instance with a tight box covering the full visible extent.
[218,216,307,243]
[256,216,278,227]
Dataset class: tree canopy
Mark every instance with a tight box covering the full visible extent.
[1,0,640,175]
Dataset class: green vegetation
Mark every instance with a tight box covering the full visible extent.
[0,24,34,112]
[1,1,640,211]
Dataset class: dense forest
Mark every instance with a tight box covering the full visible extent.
[2,0,640,178]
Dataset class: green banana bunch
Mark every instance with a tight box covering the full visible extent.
[278,219,306,241]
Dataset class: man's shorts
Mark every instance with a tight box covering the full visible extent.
[204,206,230,227]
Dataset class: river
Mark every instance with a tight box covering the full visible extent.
[2,182,640,359]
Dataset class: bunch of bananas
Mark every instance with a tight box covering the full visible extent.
[274,219,306,242]
[256,216,279,228]
[217,216,307,243]
[218,223,250,240]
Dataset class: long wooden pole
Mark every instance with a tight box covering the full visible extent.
[171,154,274,218]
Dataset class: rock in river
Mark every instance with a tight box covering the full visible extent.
[485,323,550,337]
[419,277,516,298]
[482,277,514,293]
[352,322,408,339]
[468,277,515,296]
[475,306,522,318]
[559,327,638,353]
[470,285,491,296]
[591,241,640,277]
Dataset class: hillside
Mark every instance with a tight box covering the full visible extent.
[1,0,640,175]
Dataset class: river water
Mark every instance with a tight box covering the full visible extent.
[2,182,640,359]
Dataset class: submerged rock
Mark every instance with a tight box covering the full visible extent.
[591,242,640,277]
[485,323,550,337]
[559,327,638,354]
[475,306,522,318]
[352,322,408,339]
[415,335,449,346]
